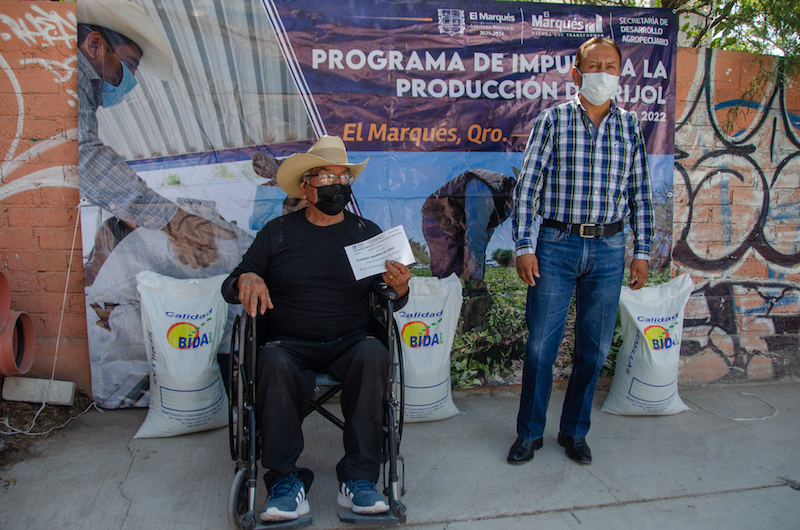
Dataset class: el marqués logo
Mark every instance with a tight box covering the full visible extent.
[399,310,444,348]
[165,309,214,350]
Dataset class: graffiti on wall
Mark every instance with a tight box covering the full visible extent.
[0,4,78,200]
[673,48,800,383]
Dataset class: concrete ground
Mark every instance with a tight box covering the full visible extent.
[1,380,799,529]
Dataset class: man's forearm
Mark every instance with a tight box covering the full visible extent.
[79,139,178,229]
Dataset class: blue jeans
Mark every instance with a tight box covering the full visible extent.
[516,226,626,440]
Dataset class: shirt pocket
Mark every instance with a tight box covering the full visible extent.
[610,138,635,182]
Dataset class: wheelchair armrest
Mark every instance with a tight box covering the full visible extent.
[371,280,399,302]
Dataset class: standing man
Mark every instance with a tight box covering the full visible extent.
[508,37,653,466]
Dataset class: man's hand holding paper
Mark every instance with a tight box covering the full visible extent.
[382,260,411,297]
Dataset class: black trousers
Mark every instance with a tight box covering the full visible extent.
[255,330,389,492]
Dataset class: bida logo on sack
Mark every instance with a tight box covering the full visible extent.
[396,275,462,422]
[399,310,444,348]
[165,312,215,350]
[644,324,676,351]
[639,312,681,351]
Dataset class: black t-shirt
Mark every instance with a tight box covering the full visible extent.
[222,209,383,341]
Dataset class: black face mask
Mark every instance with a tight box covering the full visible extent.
[312,183,351,215]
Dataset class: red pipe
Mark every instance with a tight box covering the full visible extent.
[0,311,35,376]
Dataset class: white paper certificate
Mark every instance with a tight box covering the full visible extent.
[345,225,416,281]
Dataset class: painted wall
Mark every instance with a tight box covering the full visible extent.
[0,1,86,389]
[674,48,800,383]
[0,0,797,393]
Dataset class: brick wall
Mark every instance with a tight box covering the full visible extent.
[674,48,800,383]
[0,1,87,390]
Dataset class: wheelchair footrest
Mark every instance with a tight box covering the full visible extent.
[337,511,402,525]
[249,514,312,529]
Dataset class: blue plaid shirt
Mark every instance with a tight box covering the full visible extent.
[78,51,177,229]
[512,98,654,260]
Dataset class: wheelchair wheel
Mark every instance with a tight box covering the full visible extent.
[228,316,240,461]
[229,315,250,462]
[228,317,239,461]
[388,320,404,444]
[228,360,249,465]
[236,362,247,461]
[382,319,406,520]
[228,315,251,465]
[228,467,256,530]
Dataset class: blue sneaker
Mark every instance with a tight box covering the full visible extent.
[260,474,309,522]
[337,479,389,515]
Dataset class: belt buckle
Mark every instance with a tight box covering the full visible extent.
[579,224,597,238]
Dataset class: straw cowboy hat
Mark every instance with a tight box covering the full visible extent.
[277,136,369,198]
[78,0,173,80]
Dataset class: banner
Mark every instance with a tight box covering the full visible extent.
[270,0,676,152]
[78,0,677,406]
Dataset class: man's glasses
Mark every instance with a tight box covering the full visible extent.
[307,173,353,185]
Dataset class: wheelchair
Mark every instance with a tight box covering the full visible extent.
[225,282,407,529]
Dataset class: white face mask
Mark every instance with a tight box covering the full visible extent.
[576,69,619,106]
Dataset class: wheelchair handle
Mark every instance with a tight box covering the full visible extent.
[371,280,399,301]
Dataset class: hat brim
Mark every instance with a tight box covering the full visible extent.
[78,0,173,80]
[277,154,368,198]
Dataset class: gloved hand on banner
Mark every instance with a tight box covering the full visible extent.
[163,208,236,269]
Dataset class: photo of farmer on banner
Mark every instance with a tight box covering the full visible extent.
[422,169,516,330]
[77,0,310,408]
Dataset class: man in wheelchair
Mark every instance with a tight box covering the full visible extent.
[221,136,411,523]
